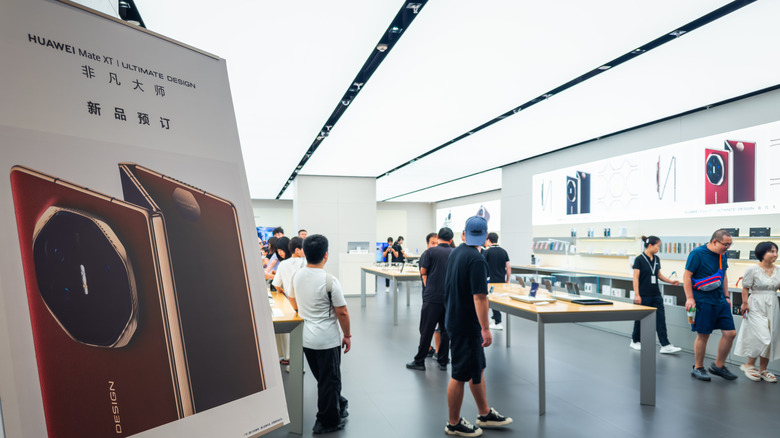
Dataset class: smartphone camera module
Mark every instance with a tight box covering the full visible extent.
[32,207,138,348]
[705,153,724,185]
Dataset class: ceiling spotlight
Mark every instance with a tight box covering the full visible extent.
[631,48,645,54]
[669,30,686,37]
[512,108,520,114]
[377,43,389,52]
[406,3,422,14]
[389,26,402,34]
[341,98,351,106]
[349,82,364,92]
[597,65,611,71]
[542,93,553,99]
[320,130,329,138]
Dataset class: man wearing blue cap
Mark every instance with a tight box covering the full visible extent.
[443,216,512,437]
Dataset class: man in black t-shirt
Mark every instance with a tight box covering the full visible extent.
[443,216,512,436]
[407,228,453,371]
[483,232,510,330]
[392,236,406,263]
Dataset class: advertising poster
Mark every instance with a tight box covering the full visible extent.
[0,1,286,437]
[532,121,780,225]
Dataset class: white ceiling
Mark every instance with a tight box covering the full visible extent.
[77,1,778,202]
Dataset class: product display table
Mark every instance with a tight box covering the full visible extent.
[271,291,304,435]
[360,266,421,325]
[488,283,657,416]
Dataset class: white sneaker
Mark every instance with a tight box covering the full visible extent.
[629,341,641,351]
[489,323,503,330]
[660,344,681,354]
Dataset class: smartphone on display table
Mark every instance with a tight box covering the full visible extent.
[529,282,540,297]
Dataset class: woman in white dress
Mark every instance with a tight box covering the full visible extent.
[735,241,780,382]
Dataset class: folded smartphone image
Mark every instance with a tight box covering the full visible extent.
[704,149,729,204]
[576,171,591,214]
[9,166,191,437]
[119,163,265,412]
[566,176,578,215]
[724,140,756,203]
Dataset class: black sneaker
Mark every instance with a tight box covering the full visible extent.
[709,363,738,380]
[444,418,482,436]
[340,397,349,418]
[406,361,425,371]
[312,420,345,434]
[690,366,711,381]
[427,346,436,357]
[476,407,513,428]
[438,363,447,371]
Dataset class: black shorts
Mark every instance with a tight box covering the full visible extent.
[450,335,486,383]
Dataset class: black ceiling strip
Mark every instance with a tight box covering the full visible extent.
[380,81,780,202]
[375,0,756,180]
[275,1,428,199]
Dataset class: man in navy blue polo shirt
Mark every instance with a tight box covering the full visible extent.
[684,229,737,381]
[443,216,512,437]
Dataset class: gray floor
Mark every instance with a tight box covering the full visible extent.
[266,280,780,438]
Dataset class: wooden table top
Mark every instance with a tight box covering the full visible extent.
[270,291,303,323]
[488,283,654,314]
[361,265,422,279]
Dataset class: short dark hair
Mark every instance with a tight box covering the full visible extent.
[710,229,732,243]
[641,235,661,248]
[438,227,453,242]
[275,237,291,260]
[303,234,328,264]
[487,232,499,244]
[754,241,778,262]
[289,236,304,253]
[272,227,284,235]
[426,232,437,244]
[387,237,394,243]
[298,229,307,234]
[397,236,404,242]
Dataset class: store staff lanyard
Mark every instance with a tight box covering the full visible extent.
[642,253,658,283]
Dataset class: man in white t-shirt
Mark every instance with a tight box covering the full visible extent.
[272,237,306,367]
[288,234,352,434]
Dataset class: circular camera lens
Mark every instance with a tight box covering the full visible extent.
[706,154,724,185]
[33,208,137,348]
[566,180,577,201]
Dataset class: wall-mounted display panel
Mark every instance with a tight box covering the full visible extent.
[533,120,780,225]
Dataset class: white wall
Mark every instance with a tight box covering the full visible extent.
[252,199,293,232]
[293,176,376,294]
[377,202,435,256]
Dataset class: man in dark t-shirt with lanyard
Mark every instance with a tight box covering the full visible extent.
[685,229,737,381]
[443,216,512,436]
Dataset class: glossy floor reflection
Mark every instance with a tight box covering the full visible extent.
[266,280,780,438]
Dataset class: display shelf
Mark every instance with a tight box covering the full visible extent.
[578,252,636,258]
[576,237,636,241]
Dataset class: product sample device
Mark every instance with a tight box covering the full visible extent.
[529,282,539,297]
[119,163,265,412]
[724,140,756,203]
[10,166,189,437]
[704,148,729,204]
